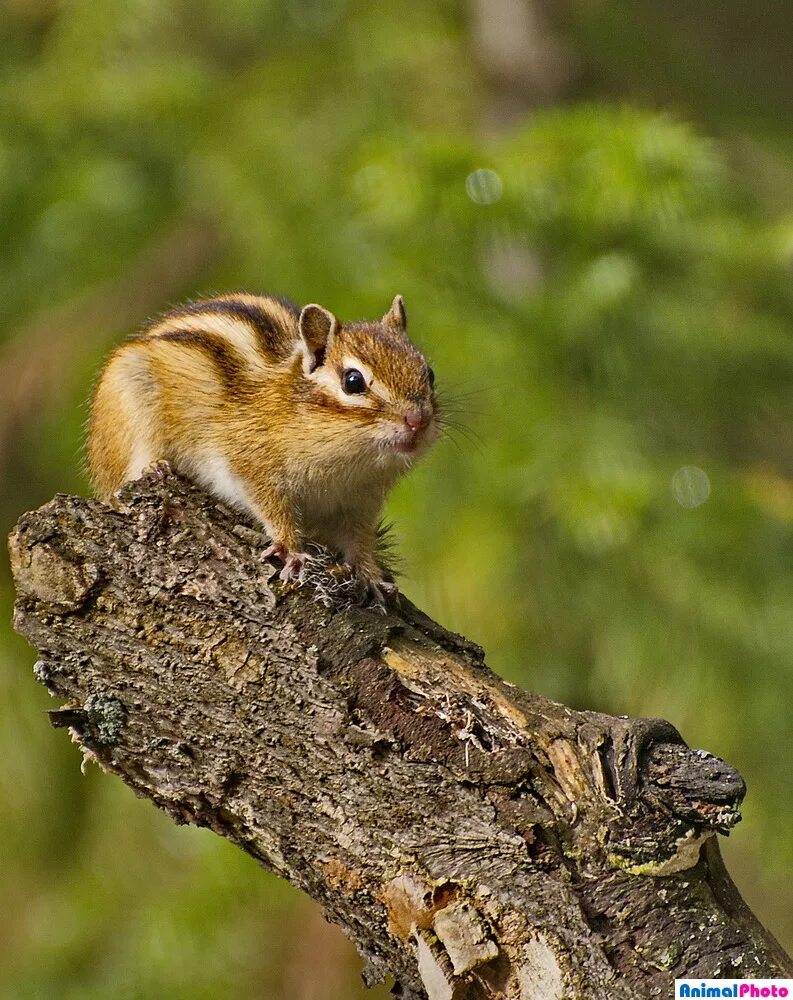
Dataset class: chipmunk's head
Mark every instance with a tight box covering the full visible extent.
[298,295,438,464]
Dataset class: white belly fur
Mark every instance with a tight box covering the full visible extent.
[191,453,260,521]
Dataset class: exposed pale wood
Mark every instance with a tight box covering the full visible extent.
[9,470,792,998]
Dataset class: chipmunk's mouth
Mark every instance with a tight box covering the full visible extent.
[383,426,433,456]
[391,436,420,454]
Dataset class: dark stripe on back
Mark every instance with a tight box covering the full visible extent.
[130,330,246,390]
[176,296,299,359]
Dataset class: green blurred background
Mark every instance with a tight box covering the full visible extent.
[2,1,793,996]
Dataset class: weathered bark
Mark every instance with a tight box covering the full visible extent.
[8,470,792,999]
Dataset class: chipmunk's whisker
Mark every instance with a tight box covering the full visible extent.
[437,415,484,451]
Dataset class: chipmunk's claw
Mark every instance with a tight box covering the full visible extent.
[361,576,397,611]
[279,552,309,583]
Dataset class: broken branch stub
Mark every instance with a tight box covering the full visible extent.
[8,470,792,999]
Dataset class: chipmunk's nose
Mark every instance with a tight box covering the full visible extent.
[404,408,429,432]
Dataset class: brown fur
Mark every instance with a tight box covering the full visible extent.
[88,293,438,590]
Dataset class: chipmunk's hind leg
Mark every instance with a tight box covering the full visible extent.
[88,347,161,498]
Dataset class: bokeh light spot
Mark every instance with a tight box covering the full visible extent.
[466,168,503,205]
[672,466,711,508]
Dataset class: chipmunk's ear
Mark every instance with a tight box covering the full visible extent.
[298,304,338,373]
[383,294,407,331]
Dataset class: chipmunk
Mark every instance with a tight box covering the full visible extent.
[88,293,438,601]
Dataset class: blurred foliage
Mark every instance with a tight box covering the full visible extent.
[2,1,793,997]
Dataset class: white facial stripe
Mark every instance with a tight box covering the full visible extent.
[307,354,404,409]
[342,355,396,405]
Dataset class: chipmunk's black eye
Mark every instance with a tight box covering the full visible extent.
[427,366,435,389]
[342,368,367,395]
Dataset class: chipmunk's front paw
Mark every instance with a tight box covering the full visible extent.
[263,543,311,584]
[143,459,173,483]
